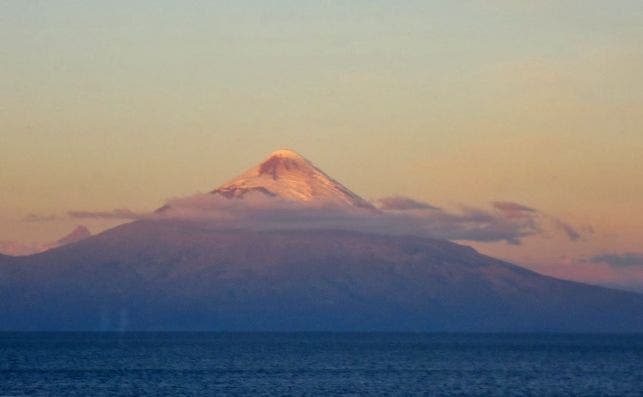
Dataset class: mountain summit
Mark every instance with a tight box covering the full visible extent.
[211,149,375,210]
[2,149,642,332]
[0,225,91,256]
[55,225,91,247]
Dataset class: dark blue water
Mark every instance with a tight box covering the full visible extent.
[0,333,641,396]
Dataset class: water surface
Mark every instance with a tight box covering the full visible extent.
[0,333,641,396]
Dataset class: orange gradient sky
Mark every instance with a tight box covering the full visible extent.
[2,1,643,290]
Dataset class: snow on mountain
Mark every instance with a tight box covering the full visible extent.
[154,149,547,244]
[156,149,375,218]
[1,149,642,331]
[212,149,375,209]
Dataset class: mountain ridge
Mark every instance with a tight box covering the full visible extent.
[1,218,641,331]
[211,149,375,209]
[0,225,91,257]
[1,149,641,331]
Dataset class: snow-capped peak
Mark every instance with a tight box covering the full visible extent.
[265,148,306,160]
[211,149,374,210]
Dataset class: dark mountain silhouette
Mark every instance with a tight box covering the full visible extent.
[1,149,641,331]
[0,220,641,331]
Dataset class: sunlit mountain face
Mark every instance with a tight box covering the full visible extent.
[0,149,642,332]
[212,149,375,209]
[157,149,376,215]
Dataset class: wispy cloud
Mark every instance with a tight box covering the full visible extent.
[551,218,581,241]
[20,209,142,222]
[22,213,59,223]
[157,194,581,246]
[377,196,440,211]
[588,253,643,268]
[492,200,582,242]
[16,196,583,247]
[67,208,142,220]
[492,201,536,219]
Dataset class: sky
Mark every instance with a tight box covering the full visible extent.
[2,1,643,290]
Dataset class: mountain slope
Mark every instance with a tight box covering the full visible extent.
[1,219,641,331]
[54,225,91,247]
[2,149,641,331]
[211,149,375,209]
[0,225,91,256]
[212,149,373,209]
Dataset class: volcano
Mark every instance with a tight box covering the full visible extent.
[215,148,373,206]
[159,149,375,213]
[1,150,642,331]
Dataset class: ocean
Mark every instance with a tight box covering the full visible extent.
[0,333,641,396]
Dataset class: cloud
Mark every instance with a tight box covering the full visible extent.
[10,194,585,250]
[492,200,582,242]
[588,253,643,268]
[67,208,142,220]
[18,195,582,246]
[377,196,439,211]
[551,218,581,241]
[492,201,536,219]
[156,194,573,245]
[421,205,541,245]
[22,213,59,223]
[20,209,143,222]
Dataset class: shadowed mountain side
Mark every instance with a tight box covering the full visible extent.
[0,219,641,331]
